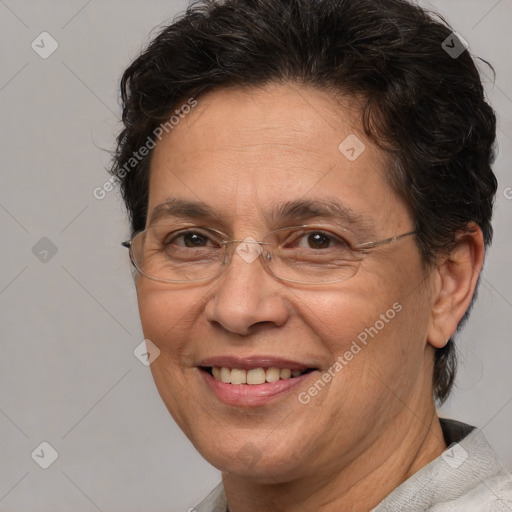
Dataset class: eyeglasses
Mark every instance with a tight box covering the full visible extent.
[122,224,417,285]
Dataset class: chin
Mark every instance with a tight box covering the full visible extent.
[193,432,309,482]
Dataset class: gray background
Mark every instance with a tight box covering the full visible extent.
[0,1,511,510]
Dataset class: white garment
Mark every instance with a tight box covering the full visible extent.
[193,419,512,511]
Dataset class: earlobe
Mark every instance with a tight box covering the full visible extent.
[427,223,485,349]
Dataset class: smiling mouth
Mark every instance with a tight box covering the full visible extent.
[200,366,316,385]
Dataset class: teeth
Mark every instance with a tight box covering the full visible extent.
[211,366,307,384]
[230,368,247,385]
[266,367,280,383]
[220,367,231,384]
[247,368,266,385]
[280,368,292,379]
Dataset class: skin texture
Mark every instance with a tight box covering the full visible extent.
[135,83,484,511]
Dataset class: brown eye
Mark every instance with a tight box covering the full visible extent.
[306,232,331,249]
[165,230,218,248]
[182,232,209,247]
[290,230,347,250]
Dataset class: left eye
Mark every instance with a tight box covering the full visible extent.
[292,231,345,250]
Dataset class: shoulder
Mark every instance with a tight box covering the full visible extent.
[193,482,227,512]
[437,469,512,511]
[374,419,512,511]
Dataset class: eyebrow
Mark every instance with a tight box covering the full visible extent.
[148,197,374,235]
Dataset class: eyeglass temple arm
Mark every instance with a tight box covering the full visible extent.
[353,230,417,250]
[121,241,132,248]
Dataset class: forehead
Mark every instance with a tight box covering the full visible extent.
[147,83,409,232]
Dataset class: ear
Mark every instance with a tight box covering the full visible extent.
[427,223,485,349]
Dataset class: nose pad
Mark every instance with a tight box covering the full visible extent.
[220,248,230,266]
[220,241,262,267]
[220,240,272,274]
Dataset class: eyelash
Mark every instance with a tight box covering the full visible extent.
[165,229,349,250]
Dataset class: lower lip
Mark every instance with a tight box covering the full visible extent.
[200,369,315,407]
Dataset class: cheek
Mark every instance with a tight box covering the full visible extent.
[137,289,173,347]
[136,283,203,362]
[136,284,205,432]
[295,276,406,356]
[295,260,432,398]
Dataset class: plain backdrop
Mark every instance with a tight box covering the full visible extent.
[1,1,511,510]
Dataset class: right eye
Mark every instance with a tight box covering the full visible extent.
[164,230,220,248]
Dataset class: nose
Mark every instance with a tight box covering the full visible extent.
[203,243,289,336]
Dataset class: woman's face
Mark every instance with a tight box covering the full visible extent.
[136,83,436,483]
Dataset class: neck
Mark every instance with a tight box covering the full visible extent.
[223,407,446,512]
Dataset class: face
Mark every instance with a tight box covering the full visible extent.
[136,83,436,483]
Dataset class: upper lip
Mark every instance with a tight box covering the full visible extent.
[197,355,317,371]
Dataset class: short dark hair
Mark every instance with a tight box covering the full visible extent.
[110,0,497,404]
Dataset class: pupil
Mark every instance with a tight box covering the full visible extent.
[184,233,206,247]
[308,232,330,249]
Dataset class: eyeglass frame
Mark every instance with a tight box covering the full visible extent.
[121,224,418,286]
